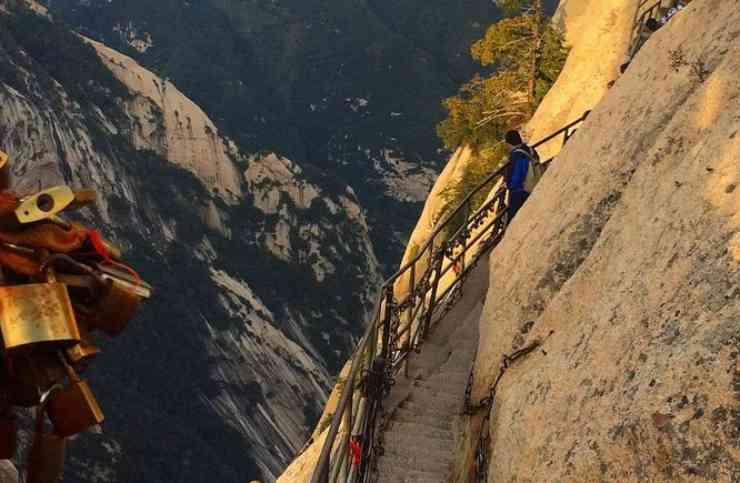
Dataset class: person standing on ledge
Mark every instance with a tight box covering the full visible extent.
[503,130,537,221]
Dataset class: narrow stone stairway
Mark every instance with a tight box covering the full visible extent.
[373,256,490,483]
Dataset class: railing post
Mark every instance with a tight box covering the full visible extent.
[404,262,416,377]
[460,200,470,278]
[316,465,329,483]
[368,319,378,368]
[381,286,394,360]
[339,380,354,482]
[423,240,444,338]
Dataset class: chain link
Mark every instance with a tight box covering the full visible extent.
[463,341,541,481]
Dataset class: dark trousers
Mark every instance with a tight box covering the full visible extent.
[508,190,530,221]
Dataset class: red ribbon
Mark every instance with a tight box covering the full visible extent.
[349,437,362,467]
[88,229,112,263]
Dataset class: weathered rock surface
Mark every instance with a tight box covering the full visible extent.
[471,0,739,481]
[44,0,508,275]
[529,0,635,160]
[88,38,245,201]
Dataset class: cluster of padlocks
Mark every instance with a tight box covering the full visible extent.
[0,151,151,482]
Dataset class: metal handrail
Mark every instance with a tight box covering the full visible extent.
[628,0,681,58]
[309,110,590,483]
[388,109,590,284]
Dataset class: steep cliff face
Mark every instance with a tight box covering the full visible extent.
[470,0,740,481]
[89,38,245,201]
[0,4,381,481]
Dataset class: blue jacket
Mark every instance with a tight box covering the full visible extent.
[506,146,531,192]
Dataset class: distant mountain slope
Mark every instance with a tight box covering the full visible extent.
[43,0,506,270]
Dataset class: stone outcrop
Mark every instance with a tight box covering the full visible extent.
[471,0,739,481]
[87,38,245,202]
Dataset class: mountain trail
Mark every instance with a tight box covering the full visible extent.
[373,255,489,482]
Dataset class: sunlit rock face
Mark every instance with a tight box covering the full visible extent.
[471,0,739,481]
[88,38,245,202]
[529,0,636,159]
[0,3,381,481]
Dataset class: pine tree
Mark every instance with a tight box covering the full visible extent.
[436,0,567,151]
[434,0,568,236]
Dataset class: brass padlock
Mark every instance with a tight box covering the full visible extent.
[26,387,66,483]
[83,279,141,336]
[0,412,17,459]
[0,271,81,351]
[46,353,103,437]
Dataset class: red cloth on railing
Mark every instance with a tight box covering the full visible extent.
[349,437,362,467]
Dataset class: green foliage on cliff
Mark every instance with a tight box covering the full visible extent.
[434,0,567,237]
[437,1,568,151]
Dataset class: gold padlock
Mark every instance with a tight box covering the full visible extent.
[26,387,66,483]
[0,277,80,352]
[83,279,141,336]
[46,353,103,437]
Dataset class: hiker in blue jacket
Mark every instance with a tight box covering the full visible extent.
[504,130,536,221]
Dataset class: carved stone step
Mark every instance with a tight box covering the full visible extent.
[377,466,449,483]
[397,401,455,420]
[385,421,455,441]
[408,386,463,408]
[376,451,452,474]
[393,408,454,430]
[383,432,455,455]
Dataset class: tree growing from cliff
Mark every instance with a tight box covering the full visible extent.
[433,0,567,237]
[436,0,568,151]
